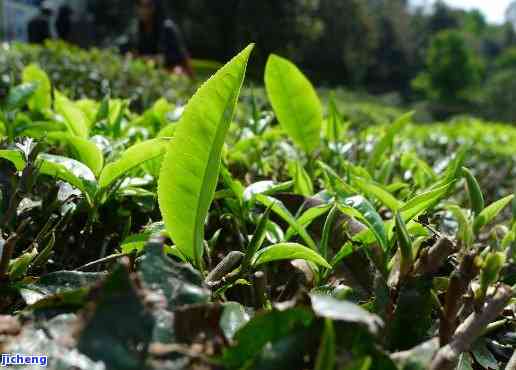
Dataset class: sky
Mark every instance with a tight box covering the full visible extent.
[414,0,512,24]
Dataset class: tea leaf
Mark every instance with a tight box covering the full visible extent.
[99,138,169,190]
[22,64,51,112]
[473,194,514,233]
[265,54,322,153]
[292,161,313,197]
[462,167,484,215]
[48,132,104,177]
[256,194,317,250]
[367,111,413,172]
[55,92,90,138]
[251,242,331,268]
[338,195,388,251]
[158,44,254,266]
[285,204,332,241]
[353,177,401,211]
[5,83,37,111]
[38,154,98,202]
[0,149,25,170]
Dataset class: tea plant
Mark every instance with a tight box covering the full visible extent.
[0,44,514,370]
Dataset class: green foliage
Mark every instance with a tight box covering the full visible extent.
[251,243,331,269]
[413,30,483,104]
[482,68,516,122]
[99,138,169,190]
[4,83,37,111]
[462,167,484,215]
[265,54,322,154]
[55,92,90,138]
[0,41,191,110]
[315,319,336,370]
[473,195,515,233]
[21,64,51,112]
[158,45,254,267]
[47,133,104,177]
[395,212,413,279]
[1,41,515,370]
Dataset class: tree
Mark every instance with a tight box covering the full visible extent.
[168,0,322,73]
[463,10,487,36]
[412,30,483,103]
[428,1,459,34]
[303,0,378,85]
[368,0,416,93]
[483,69,516,122]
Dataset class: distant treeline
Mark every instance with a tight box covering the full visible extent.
[90,0,516,121]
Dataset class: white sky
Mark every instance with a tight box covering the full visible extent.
[414,0,512,24]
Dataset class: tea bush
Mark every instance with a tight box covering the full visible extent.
[0,40,193,111]
[0,45,514,370]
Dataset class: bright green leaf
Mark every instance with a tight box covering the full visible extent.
[285,204,332,241]
[37,154,98,199]
[474,194,514,233]
[99,138,169,189]
[256,194,318,250]
[158,44,254,266]
[367,111,413,172]
[47,132,104,177]
[265,54,322,153]
[462,167,484,215]
[22,64,51,112]
[251,242,331,269]
[292,161,313,197]
[353,177,401,211]
[55,92,89,138]
[0,149,25,170]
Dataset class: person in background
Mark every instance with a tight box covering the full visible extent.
[27,1,53,44]
[56,5,73,42]
[135,0,194,78]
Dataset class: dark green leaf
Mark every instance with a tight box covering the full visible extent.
[310,293,383,335]
[337,195,388,251]
[223,308,314,368]
[315,319,336,370]
[138,240,209,310]
[256,194,317,250]
[77,263,155,370]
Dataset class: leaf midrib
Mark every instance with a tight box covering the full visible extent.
[191,70,244,265]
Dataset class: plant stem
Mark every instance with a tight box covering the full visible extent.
[431,284,513,370]
[439,251,479,346]
[0,233,18,281]
[76,251,133,271]
[253,270,267,308]
[205,251,244,285]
